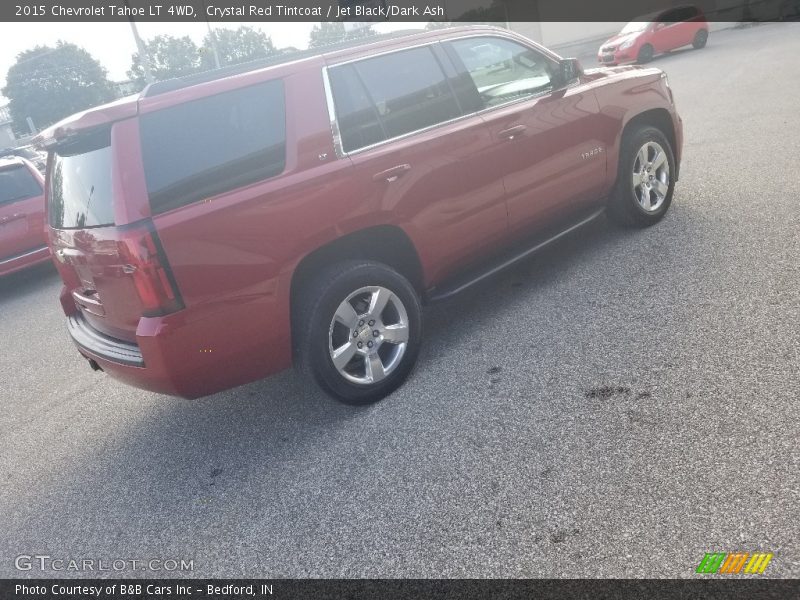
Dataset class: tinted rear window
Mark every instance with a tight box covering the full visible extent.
[329,46,461,152]
[0,165,41,206]
[140,80,286,214]
[48,128,114,229]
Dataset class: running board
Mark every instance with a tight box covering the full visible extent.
[427,208,605,303]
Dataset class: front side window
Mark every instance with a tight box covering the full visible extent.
[446,37,556,108]
[329,46,461,152]
[0,165,41,207]
[140,79,286,214]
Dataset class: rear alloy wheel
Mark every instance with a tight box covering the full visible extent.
[693,29,709,49]
[637,44,654,64]
[294,260,422,405]
[607,126,676,227]
[329,286,410,386]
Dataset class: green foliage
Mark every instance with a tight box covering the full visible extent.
[308,22,376,49]
[1,41,114,133]
[200,26,277,69]
[128,35,201,88]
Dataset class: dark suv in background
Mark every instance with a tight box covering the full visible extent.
[40,26,683,404]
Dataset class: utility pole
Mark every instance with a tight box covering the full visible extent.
[126,0,154,84]
[205,20,222,69]
[200,0,222,69]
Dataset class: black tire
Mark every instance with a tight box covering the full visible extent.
[293,260,422,405]
[637,44,654,64]
[692,29,709,49]
[607,125,676,228]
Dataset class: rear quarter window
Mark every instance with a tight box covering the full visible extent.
[139,79,286,214]
[0,164,42,206]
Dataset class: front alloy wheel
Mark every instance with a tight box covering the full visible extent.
[632,141,671,213]
[607,125,676,227]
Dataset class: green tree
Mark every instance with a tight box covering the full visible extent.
[308,22,375,48]
[2,41,114,134]
[128,35,201,88]
[200,26,277,69]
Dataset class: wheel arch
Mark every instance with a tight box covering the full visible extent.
[290,225,425,325]
[615,108,680,181]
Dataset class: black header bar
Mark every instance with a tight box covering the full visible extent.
[2,579,799,600]
[2,0,794,22]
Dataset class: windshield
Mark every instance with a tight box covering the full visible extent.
[0,165,42,205]
[621,21,650,34]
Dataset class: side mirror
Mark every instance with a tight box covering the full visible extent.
[554,58,583,89]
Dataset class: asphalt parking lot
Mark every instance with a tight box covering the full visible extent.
[1,23,798,579]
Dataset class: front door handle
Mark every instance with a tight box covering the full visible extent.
[498,125,527,141]
[373,164,411,183]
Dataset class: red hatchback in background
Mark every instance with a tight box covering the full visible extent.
[0,157,50,276]
[599,5,709,65]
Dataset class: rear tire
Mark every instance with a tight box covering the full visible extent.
[637,44,654,64]
[293,260,422,405]
[692,29,709,49]
[607,126,676,228]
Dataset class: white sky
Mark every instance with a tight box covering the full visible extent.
[0,21,423,103]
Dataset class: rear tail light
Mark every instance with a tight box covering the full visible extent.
[118,227,184,317]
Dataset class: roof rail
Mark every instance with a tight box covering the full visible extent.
[142,29,426,98]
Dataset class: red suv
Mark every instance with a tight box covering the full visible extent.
[1,157,50,276]
[40,26,683,404]
[599,5,709,65]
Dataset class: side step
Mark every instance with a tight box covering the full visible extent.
[427,208,605,303]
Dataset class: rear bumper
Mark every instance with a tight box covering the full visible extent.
[66,301,292,399]
[0,245,51,276]
[68,314,144,367]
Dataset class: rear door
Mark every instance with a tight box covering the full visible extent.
[0,161,45,260]
[443,35,607,238]
[326,44,508,283]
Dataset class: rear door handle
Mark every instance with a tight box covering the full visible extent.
[498,125,527,141]
[373,164,411,183]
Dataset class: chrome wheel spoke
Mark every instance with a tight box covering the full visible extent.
[637,146,649,169]
[651,149,667,170]
[639,186,651,210]
[366,353,387,383]
[331,341,358,371]
[334,302,358,329]
[368,287,392,319]
[382,323,409,344]
[653,178,668,198]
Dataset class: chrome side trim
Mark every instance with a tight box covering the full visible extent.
[321,66,346,159]
[0,245,49,266]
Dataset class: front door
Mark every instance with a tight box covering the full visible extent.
[443,35,607,238]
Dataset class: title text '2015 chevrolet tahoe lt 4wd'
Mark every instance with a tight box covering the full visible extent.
[40,26,683,404]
